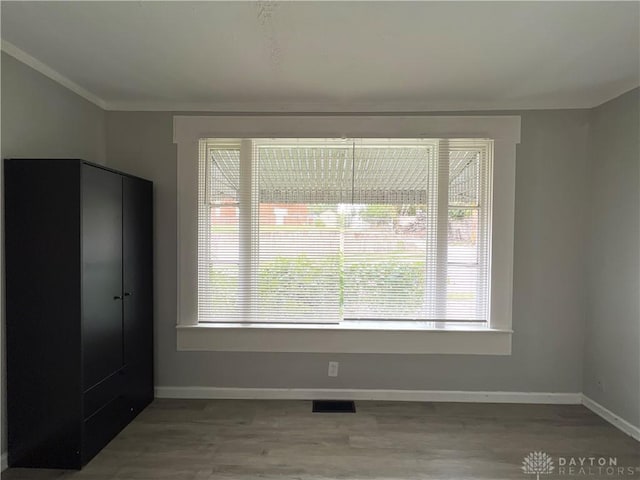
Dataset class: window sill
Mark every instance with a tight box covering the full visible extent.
[176,322,512,355]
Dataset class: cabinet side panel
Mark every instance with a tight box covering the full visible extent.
[5,159,82,468]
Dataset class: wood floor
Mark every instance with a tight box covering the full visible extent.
[4,399,639,479]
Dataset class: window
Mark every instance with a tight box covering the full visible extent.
[198,138,492,326]
[174,115,519,354]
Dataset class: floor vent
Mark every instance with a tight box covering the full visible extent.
[312,400,356,413]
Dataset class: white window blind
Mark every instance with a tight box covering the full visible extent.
[198,138,492,324]
[255,142,351,323]
[198,143,242,321]
[343,141,435,320]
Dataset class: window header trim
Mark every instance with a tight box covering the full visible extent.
[174,115,521,145]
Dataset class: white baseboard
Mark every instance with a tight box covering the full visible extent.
[155,386,581,404]
[581,394,640,442]
[1,452,7,471]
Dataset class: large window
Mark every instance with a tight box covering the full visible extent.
[175,115,518,354]
[198,138,492,326]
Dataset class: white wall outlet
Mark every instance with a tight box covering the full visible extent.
[597,379,605,392]
[328,361,339,377]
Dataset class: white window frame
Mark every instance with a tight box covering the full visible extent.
[174,115,520,354]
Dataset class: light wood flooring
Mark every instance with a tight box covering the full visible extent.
[3,399,639,479]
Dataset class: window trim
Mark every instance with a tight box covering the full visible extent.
[174,115,520,354]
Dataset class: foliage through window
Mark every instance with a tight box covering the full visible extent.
[198,138,492,324]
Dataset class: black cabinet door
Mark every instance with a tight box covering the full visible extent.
[81,165,124,391]
[122,176,154,412]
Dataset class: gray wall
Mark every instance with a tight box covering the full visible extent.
[583,88,640,428]
[1,51,107,456]
[1,53,106,162]
[105,109,589,393]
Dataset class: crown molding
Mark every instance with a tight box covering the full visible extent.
[1,40,107,110]
[1,40,636,113]
[106,99,594,113]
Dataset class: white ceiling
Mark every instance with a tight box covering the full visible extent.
[1,1,639,112]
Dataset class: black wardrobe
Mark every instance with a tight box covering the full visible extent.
[4,159,154,469]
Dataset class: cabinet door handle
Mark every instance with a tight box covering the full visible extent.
[113,295,123,300]
[124,292,132,297]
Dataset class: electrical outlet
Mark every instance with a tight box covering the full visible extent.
[597,379,605,392]
[328,361,339,377]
